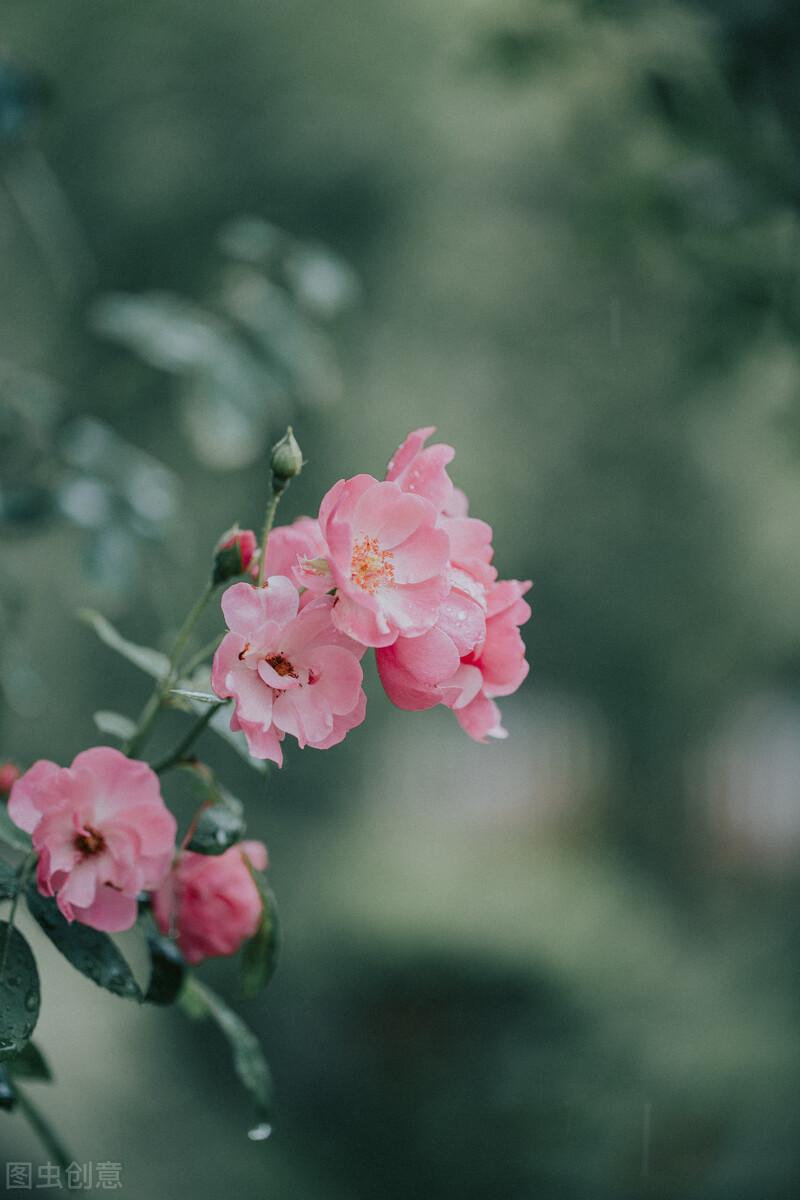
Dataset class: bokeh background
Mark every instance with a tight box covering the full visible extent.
[3,1,800,1196]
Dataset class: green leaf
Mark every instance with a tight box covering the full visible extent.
[0,861,19,901]
[186,804,246,856]
[0,1064,15,1109]
[0,807,32,855]
[5,1039,52,1081]
[79,609,170,679]
[169,688,220,704]
[144,930,186,1006]
[25,886,142,1001]
[0,924,40,1062]
[180,977,272,1120]
[241,881,280,1001]
[93,710,137,742]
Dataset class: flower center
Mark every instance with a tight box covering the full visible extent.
[74,825,106,857]
[265,653,297,678]
[349,533,395,595]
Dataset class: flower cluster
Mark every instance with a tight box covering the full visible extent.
[7,746,267,960]
[212,427,531,762]
[4,429,529,971]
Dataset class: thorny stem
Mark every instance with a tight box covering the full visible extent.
[125,583,215,759]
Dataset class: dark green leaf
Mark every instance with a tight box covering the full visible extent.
[79,609,169,679]
[93,710,137,741]
[0,806,32,854]
[186,804,246,856]
[241,881,279,1001]
[0,923,40,1062]
[25,885,142,1001]
[0,1064,15,1109]
[144,930,186,1006]
[180,977,272,1120]
[5,1039,52,1081]
[0,860,19,901]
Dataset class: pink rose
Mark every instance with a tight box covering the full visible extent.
[299,474,450,648]
[455,579,532,741]
[249,515,327,607]
[151,840,268,965]
[211,576,367,766]
[8,747,177,932]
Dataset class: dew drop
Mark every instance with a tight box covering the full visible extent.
[24,989,39,1012]
[248,1122,272,1141]
[456,610,467,621]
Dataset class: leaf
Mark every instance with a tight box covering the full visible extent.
[93,710,137,742]
[25,885,142,1001]
[0,924,40,1062]
[180,977,272,1120]
[5,1039,52,1081]
[0,1064,15,1109]
[169,688,220,704]
[0,807,32,855]
[241,881,280,1001]
[185,804,246,856]
[143,929,186,1007]
[79,609,169,679]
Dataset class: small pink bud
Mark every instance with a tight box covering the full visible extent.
[0,763,20,797]
[213,526,258,585]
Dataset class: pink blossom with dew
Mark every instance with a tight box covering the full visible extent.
[454,578,532,742]
[211,576,367,766]
[7,747,177,932]
[301,474,450,648]
[248,515,327,608]
[386,426,497,594]
[151,840,268,965]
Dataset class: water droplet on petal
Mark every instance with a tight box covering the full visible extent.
[248,1122,272,1141]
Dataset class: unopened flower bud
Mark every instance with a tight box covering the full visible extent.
[0,763,20,797]
[270,427,303,493]
[212,526,258,586]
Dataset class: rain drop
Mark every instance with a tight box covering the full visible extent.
[247,1122,272,1141]
[24,989,39,1012]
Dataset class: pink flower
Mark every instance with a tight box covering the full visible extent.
[211,576,367,766]
[454,579,532,741]
[248,515,327,607]
[213,525,258,583]
[8,747,177,932]
[151,840,268,965]
[300,474,450,647]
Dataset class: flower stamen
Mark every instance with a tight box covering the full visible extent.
[349,533,395,594]
[74,825,106,857]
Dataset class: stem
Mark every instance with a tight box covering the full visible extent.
[182,634,225,679]
[125,583,215,759]
[152,702,225,775]
[257,490,283,587]
[14,1086,72,1171]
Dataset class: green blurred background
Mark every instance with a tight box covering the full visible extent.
[3,0,800,1196]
